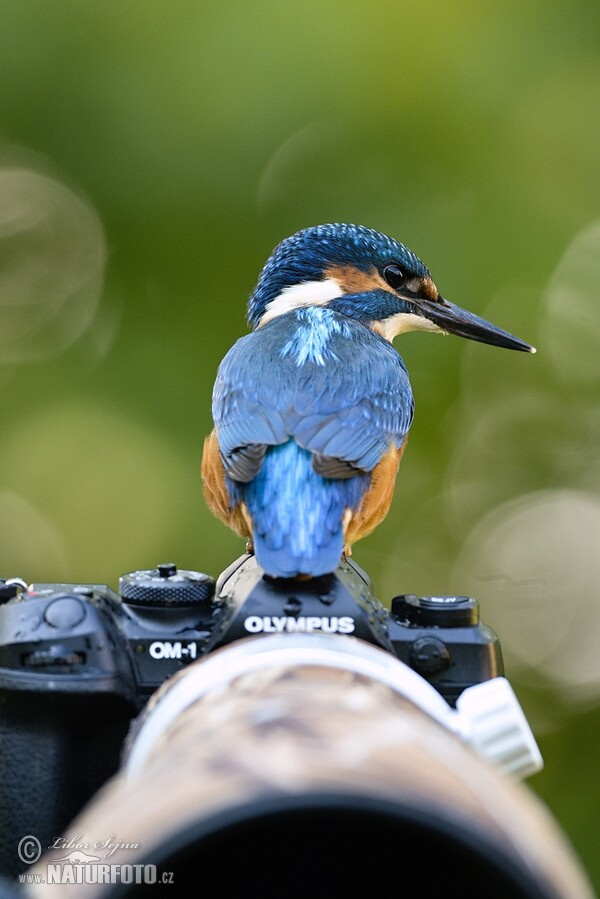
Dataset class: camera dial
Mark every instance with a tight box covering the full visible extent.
[119,564,215,607]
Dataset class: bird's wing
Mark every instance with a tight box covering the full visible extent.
[213,312,414,483]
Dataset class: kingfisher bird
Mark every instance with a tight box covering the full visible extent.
[202,223,534,579]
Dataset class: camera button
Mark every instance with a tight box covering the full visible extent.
[44,595,87,629]
[410,636,450,675]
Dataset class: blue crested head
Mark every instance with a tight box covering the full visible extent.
[245,223,534,353]
[247,223,430,329]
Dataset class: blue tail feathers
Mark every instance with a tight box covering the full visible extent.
[241,441,369,578]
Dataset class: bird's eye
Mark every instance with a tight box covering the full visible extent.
[383,264,407,290]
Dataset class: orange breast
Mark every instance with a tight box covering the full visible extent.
[343,439,407,548]
[202,431,406,556]
[201,430,252,538]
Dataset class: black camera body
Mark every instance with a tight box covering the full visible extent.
[0,553,502,877]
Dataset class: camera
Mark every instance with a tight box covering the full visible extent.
[0,552,503,878]
[3,554,593,899]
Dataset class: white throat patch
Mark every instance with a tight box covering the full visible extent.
[259,278,343,325]
[376,311,445,341]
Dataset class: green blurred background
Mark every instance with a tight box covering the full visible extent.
[0,0,599,888]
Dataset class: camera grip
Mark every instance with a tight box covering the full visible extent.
[0,690,133,878]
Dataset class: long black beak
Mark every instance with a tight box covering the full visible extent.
[416,296,536,353]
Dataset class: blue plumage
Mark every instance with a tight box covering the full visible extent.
[247,223,430,327]
[214,307,413,475]
[241,441,369,577]
[213,305,413,576]
[280,306,351,366]
[205,222,533,579]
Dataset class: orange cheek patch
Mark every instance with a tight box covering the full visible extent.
[326,265,440,305]
[325,264,388,295]
[421,276,440,301]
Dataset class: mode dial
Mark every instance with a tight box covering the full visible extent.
[119,564,215,608]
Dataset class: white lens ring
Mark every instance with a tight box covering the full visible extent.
[124,634,456,779]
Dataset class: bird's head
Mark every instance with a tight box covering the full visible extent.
[247,223,534,352]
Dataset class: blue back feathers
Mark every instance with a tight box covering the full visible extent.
[279,306,352,366]
[214,308,413,472]
[213,304,414,577]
